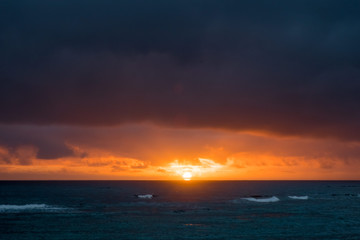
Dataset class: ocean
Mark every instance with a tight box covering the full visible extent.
[0,181,359,239]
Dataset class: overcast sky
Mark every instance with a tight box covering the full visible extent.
[1,1,360,179]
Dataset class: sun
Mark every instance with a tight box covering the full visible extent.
[182,172,192,181]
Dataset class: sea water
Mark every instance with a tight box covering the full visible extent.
[0,181,360,239]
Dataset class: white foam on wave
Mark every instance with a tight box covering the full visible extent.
[0,204,66,212]
[136,194,153,199]
[241,196,280,203]
[288,196,309,200]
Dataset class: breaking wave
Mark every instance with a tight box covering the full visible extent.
[135,194,154,199]
[0,204,67,212]
[241,196,280,203]
[288,196,309,200]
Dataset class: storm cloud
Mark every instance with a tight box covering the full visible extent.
[1,1,360,140]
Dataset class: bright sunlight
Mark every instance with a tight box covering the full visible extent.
[182,172,192,181]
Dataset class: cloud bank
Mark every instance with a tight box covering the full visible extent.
[1,1,360,140]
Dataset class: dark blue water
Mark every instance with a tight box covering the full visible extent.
[1,181,360,239]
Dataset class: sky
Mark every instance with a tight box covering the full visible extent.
[1,0,360,180]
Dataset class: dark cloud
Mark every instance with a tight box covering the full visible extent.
[0,125,73,159]
[1,124,360,165]
[1,1,360,140]
[0,144,37,165]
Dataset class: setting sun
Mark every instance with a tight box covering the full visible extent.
[182,172,192,181]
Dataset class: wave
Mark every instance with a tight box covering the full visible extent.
[0,204,66,212]
[241,196,280,203]
[288,196,308,200]
[135,194,155,199]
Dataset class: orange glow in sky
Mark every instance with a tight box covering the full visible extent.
[1,124,360,180]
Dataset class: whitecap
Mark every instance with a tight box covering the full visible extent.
[135,194,154,199]
[0,204,66,212]
[241,196,280,203]
[288,196,309,200]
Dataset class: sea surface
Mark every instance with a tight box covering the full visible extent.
[1,181,360,239]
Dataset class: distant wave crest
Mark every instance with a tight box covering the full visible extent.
[288,196,309,200]
[241,196,280,203]
[135,194,154,199]
[0,204,66,212]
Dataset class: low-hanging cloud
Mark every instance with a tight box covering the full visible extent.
[1,124,360,165]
